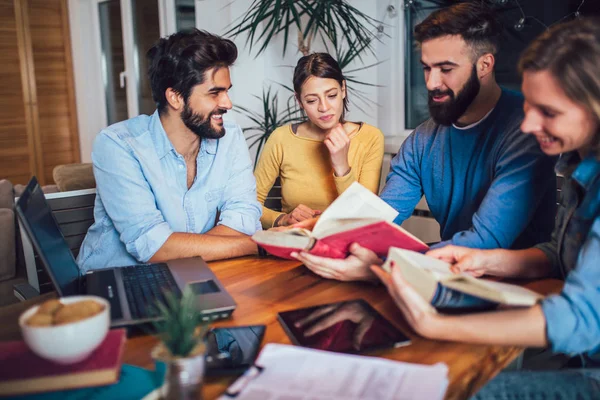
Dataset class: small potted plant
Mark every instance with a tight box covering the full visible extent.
[151,287,209,400]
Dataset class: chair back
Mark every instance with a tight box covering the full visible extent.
[19,189,96,293]
[52,163,96,192]
[264,177,282,211]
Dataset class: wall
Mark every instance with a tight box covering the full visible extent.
[69,0,406,163]
[69,0,108,163]
[194,0,404,163]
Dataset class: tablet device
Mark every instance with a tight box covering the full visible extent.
[277,299,410,354]
[204,325,266,376]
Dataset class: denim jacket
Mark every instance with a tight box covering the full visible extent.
[536,152,600,279]
[538,152,600,357]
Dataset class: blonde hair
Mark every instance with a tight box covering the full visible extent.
[519,18,600,158]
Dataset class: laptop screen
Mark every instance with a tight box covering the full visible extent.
[15,177,81,296]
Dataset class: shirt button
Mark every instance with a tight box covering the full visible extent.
[179,164,184,169]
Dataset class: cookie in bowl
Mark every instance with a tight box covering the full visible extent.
[19,296,110,364]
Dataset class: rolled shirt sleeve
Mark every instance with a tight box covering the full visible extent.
[217,125,262,235]
[92,132,174,262]
[541,218,600,355]
[534,236,562,279]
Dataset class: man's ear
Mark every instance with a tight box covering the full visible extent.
[165,88,184,111]
[478,53,495,79]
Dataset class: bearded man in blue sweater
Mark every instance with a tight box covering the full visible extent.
[291,3,556,282]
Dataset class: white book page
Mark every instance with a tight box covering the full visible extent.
[389,248,454,280]
[311,218,379,240]
[313,182,399,236]
[220,344,449,400]
[389,249,543,305]
[472,279,543,301]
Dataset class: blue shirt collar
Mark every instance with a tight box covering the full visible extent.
[564,152,600,191]
[203,138,218,155]
[150,110,176,160]
[150,110,218,158]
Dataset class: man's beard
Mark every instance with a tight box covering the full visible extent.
[181,102,227,139]
[428,65,481,126]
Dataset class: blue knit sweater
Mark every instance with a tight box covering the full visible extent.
[381,89,556,249]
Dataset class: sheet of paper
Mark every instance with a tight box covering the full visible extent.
[314,182,399,236]
[220,343,448,400]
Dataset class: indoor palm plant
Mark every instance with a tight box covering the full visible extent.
[226,0,380,57]
[236,86,304,167]
[151,287,210,400]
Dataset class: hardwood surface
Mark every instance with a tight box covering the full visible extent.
[0,256,563,400]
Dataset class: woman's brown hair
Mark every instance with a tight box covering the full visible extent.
[293,53,348,122]
[519,17,600,157]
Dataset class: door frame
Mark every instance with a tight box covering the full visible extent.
[67,0,176,162]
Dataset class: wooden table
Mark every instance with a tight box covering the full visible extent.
[0,256,563,400]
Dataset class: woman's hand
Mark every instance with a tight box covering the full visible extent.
[371,262,440,338]
[291,243,382,281]
[325,123,351,177]
[291,216,320,231]
[276,204,322,227]
[426,245,508,277]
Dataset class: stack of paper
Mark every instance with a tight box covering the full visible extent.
[221,343,448,400]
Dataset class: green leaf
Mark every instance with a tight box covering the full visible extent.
[235,85,303,169]
[150,286,207,357]
[226,0,303,57]
[226,0,382,58]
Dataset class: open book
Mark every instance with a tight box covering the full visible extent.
[252,182,429,260]
[382,248,544,310]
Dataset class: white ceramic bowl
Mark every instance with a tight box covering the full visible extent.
[19,295,110,364]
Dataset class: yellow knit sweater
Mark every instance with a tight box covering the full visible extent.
[254,123,385,229]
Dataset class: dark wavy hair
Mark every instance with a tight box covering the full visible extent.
[519,17,600,158]
[414,2,502,62]
[293,52,349,122]
[147,29,237,114]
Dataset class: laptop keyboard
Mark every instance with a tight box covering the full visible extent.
[121,263,182,319]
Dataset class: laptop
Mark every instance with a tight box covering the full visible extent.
[15,177,237,327]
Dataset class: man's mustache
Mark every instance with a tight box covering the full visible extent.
[211,109,228,116]
[428,89,454,99]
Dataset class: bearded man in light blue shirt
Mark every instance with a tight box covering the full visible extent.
[77,29,262,271]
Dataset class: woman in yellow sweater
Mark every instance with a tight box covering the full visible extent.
[254,52,385,229]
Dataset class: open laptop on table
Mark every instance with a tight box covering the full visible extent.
[15,177,236,327]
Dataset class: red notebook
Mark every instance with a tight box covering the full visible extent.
[0,328,126,396]
[253,219,429,259]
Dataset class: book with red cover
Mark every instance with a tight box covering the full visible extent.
[253,219,429,259]
[253,182,428,260]
[0,328,126,396]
